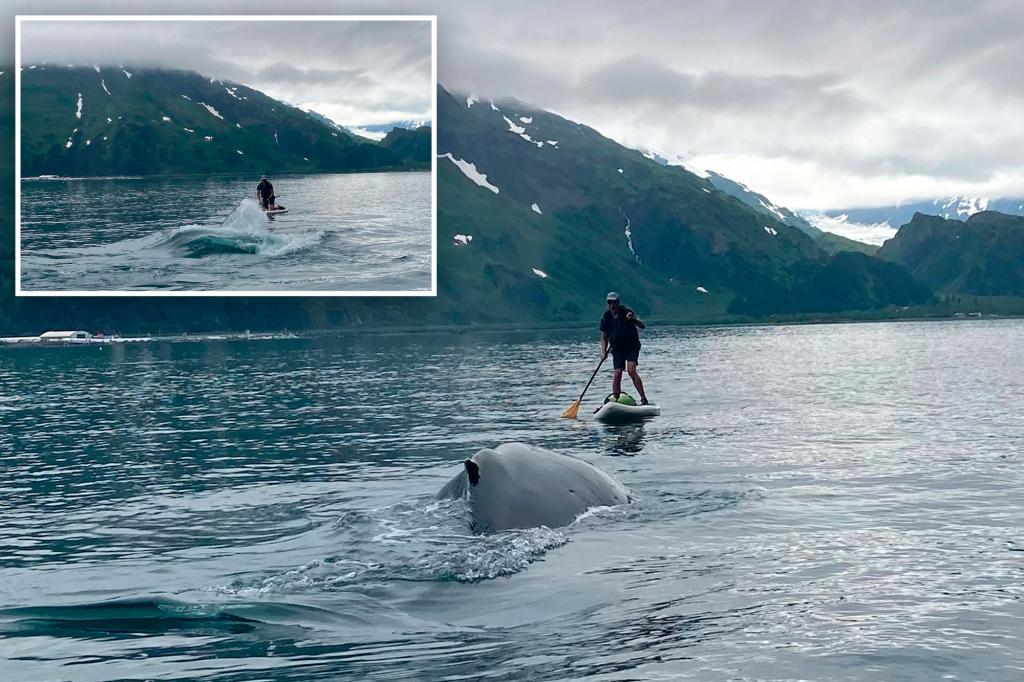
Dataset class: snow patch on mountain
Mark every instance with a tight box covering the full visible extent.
[122,69,132,79]
[763,226,778,236]
[101,79,110,95]
[531,203,542,215]
[941,195,989,218]
[453,234,473,246]
[440,153,500,194]
[502,116,544,147]
[503,116,526,134]
[532,268,548,278]
[75,93,82,119]
[466,95,479,108]
[758,198,787,222]
[519,116,533,124]
[638,146,713,178]
[199,103,223,120]
[624,216,640,262]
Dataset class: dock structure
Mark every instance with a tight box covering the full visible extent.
[1,331,117,346]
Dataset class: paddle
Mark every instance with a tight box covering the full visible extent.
[561,355,606,419]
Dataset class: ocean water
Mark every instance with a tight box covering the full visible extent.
[19,171,432,292]
[1,320,1022,680]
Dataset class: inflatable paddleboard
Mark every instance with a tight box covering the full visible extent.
[593,401,661,424]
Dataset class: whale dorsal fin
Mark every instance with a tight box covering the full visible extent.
[464,459,480,486]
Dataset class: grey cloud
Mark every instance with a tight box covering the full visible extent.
[18,17,432,126]
[253,63,379,89]
[6,0,1024,206]
[575,56,871,119]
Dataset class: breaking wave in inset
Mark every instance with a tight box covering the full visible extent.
[159,199,321,258]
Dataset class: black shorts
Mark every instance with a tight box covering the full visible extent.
[611,342,640,370]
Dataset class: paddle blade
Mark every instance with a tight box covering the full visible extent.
[561,400,581,419]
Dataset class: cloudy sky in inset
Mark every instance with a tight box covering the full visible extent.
[19,19,432,127]
[10,1,1024,209]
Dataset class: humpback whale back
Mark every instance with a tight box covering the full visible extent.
[437,443,630,533]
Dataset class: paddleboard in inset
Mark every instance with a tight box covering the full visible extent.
[593,401,661,424]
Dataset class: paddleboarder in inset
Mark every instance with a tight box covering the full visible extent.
[599,292,650,405]
[256,175,278,210]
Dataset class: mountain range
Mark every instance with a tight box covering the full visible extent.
[434,89,927,320]
[19,66,430,176]
[878,211,1024,296]
[1,69,1021,335]
[818,196,1024,230]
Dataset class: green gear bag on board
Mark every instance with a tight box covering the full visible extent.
[604,393,637,406]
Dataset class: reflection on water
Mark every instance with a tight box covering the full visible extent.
[1,320,1023,680]
[603,423,647,456]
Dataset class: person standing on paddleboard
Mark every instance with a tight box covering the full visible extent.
[599,292,650,405]
[256,175,277,210]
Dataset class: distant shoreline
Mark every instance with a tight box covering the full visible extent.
[20,167,431,182]
[3,309,1021,350]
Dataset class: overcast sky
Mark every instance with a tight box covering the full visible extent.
[9,1,1024,209]
[19,19,432,128]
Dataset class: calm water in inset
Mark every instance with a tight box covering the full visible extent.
[20,171,432,291]
[1,320,1022,680]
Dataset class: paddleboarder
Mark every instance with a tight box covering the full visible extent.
[599,292,650,405]
[256,175,278,210]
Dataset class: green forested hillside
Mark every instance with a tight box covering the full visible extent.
[0,73,942,336]
[878,211,1024,295]
[19,66,429,176]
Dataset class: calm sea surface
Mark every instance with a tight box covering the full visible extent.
[1,320,1021,680]
[19,171,432,292]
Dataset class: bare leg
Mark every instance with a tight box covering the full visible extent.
[626,361,648,404]
[612,368,624,398]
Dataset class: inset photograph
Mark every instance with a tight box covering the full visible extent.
[16,16,435,295]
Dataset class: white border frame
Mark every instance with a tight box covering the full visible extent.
[15,14,437,297]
